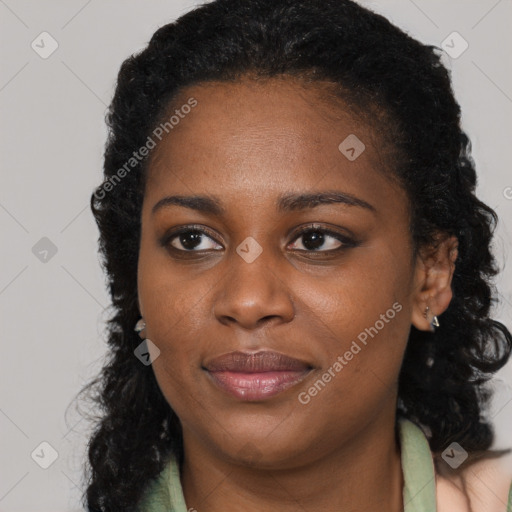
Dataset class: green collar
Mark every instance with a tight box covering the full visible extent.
[141,418,436,511]
[399,418,436,511]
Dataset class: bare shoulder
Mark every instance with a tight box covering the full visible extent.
[434,450,512,512]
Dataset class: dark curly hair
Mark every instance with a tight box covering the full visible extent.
[78,0,512,510]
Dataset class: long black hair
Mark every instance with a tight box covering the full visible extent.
[79,0,512,509]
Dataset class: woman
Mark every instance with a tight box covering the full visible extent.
[82,0,512,510]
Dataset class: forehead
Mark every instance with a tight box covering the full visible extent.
[143,77,404,216]
[150,77,376,162]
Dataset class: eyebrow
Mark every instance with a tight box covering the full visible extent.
[151,190,376,216]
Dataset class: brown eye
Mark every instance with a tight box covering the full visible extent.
[162,226,223,252]
[289,226,356,252]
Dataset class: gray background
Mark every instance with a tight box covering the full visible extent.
[1,0,511,510]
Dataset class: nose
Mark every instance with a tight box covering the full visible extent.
[213,246,295,330]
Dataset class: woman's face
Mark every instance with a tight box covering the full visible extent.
[138,77,421,468]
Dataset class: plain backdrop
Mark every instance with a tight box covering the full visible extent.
[1,1,511,510]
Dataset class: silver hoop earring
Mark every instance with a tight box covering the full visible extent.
[134,318,146,338]
[424,307,439,331]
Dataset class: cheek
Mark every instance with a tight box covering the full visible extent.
[295,246,413,392]
[138,232,214,339]
[301,247,410,336]
[138,275,211,377]
[137,247,211,405]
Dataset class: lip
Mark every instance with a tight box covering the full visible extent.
[205,350,311,372]
[203,351,313,401]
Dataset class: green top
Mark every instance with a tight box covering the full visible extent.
[139,418,512,511]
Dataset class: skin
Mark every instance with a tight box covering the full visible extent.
[137,77,458,512]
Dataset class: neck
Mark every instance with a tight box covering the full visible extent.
[181,413,404,512]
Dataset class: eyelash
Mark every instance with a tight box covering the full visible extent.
[160,223,358,257]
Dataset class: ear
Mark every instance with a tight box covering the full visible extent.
[411,234,458,331]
